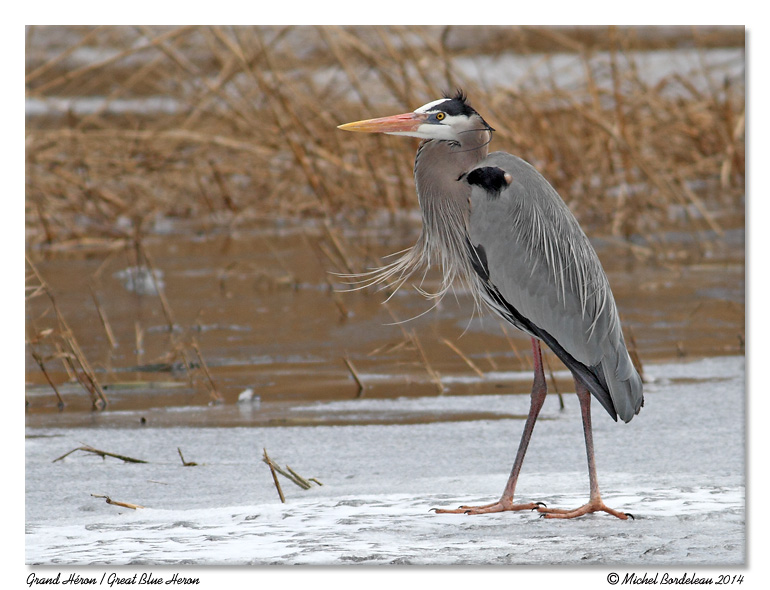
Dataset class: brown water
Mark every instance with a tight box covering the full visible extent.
[25,218,744,429]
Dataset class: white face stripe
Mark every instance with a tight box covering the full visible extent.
[414,98,452,113]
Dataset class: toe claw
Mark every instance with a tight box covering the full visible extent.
[625,512,635,520]
[535,501,547,508]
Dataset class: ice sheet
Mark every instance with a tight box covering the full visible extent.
[25,356,745,565]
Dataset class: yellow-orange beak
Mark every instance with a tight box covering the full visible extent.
[337,112,429,134]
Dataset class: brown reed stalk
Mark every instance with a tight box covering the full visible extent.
[441,338,484,379]
[25,26,106,84]
[343,355,365,397]
[54,444,147,463]
[262,448,285,502]
[26,256,108,409]
[134,237,176,331]
[26,26,744,253]
[409,329,444,394]
[29,26,195,96]
[91,494,145,510]
[30,350,65,409]
[190,339,223,403]
[498,322,528,370]
[262,449,321,491]
[177,448,198,467]
[53,341,77,382]
[89,284,118,349]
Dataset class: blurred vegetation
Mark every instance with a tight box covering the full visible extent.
[26,25,744,256]
[25,26,745,412]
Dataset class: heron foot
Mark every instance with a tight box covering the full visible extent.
[431,500,545,515]
[537,499,633,520]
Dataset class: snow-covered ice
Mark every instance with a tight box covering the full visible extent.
[26,356,744,565]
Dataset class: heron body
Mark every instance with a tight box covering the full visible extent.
[339,91,643,519]
[465,153,643,423]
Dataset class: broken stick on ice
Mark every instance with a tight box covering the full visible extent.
[262,448,323,503]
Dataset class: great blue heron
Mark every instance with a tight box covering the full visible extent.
[338,90,643,519]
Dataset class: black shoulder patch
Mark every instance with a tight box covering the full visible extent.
[466,166,509,197]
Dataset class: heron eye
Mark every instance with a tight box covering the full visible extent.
[435,112,446,121]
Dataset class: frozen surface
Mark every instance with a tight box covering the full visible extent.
[25,356,744,565]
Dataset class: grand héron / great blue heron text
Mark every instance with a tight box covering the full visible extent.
[338,91,644,519]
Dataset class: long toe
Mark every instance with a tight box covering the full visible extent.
[433,500,542,515]
[537,500,631,520]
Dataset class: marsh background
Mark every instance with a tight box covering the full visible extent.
[25,25,745,567]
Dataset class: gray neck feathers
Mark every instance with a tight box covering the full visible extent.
[411,131,489,301]
[346,128,490,313]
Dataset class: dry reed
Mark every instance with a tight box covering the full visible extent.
[262,448,322,501]
[90,494,145,510]
[53,444,147,463]
[26,257,108,409]
[26,26,743,255]
[25,26,744,406]
[343,355,365,397]
[177,448,198,467]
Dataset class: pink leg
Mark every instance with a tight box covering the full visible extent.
[538,378,632,520]
[433,338,547,514]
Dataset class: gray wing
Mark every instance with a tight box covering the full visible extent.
[465,152,643,423]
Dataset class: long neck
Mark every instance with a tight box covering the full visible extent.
[411,129,490,299]
[351,129,490,308]
[414,130,490,212]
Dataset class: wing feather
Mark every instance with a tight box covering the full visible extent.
[466,153,643,422]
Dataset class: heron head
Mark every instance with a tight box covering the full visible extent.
[338,90,493,142]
